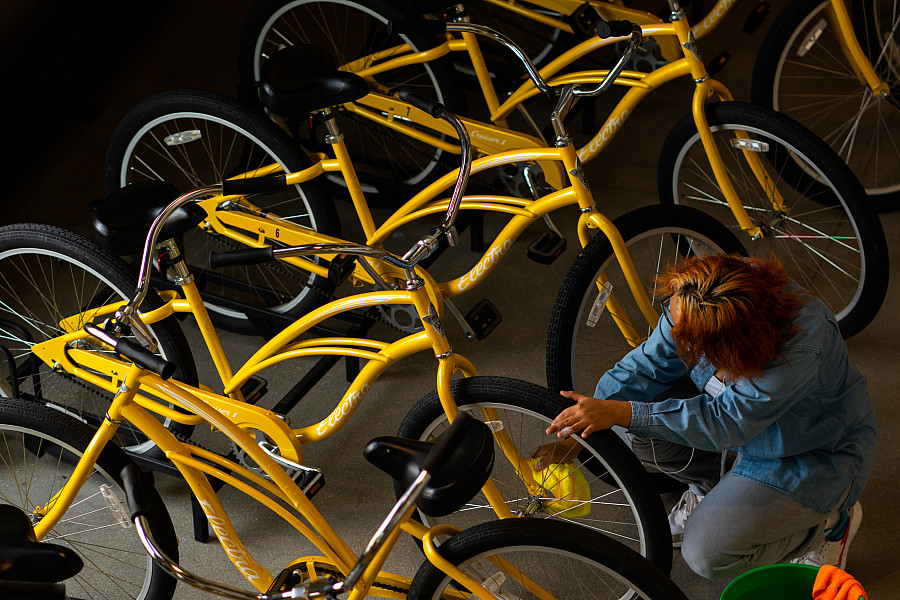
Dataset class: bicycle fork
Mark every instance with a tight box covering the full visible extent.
[30,369,141,540]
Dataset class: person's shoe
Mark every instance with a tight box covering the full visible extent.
[791,501,862,570]
[668,484,704,548]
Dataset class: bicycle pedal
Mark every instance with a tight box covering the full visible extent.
[327,254,356,286]
[527,231,566,264]
[239,376,268,405]
[743,2,770,34]
[294,468,325,499]
[568,3,601,37]
[465,299,502,341]
[705,51,731,76]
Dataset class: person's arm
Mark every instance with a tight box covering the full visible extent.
[594,315,688,403]
[546,390,632,438]
[532,391,632,469]
[629,347,819,451]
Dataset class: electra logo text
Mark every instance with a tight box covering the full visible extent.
[316,383,370,435]
[213,406,236,419]
[697,0,736,35]
[458,240,512,291]
[579,109,631,161]
[197,498,264,584]
[471,129,508,147]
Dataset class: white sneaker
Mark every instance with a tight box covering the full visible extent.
[668,485,704,548]
[791,501,862,570]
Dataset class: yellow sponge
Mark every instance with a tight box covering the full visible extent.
[529,458,591,517]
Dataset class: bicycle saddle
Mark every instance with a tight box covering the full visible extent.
[364,413,494,517]
[91,180,208,255]
[258,44,370,118]
[0,504,83,583]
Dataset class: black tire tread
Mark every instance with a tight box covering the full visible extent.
[396,375,672,572]
[0,397,179,600]
[546,204,746,393]
[657,101,888,338]
[408,519,688,600]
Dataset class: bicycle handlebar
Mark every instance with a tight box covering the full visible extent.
[115,106,470,329]
[391,19,642,99]
[83,324,176,379]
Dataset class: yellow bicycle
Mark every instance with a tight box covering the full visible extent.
[0,69,749,585]
[0,377,689,600]
[461,0,900,204]
[234,0,900,203]
[108,3,889,341]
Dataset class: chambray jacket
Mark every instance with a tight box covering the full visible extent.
[595,285,877,513]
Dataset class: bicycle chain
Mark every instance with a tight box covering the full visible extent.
[302,566,410,595]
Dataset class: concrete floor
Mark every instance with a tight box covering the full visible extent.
[3,1,898,599]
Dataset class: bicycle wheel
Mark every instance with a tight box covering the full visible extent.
[546,204,747,395]
[658,101,888,339]
[237,0,465,201]
[0,223,198,455]
[105,89,341,334]
[0,397,179,600]
[396,376,672,572]
[751,0,900,202]
[408,519,687,600]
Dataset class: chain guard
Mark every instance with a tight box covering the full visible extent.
[499,162,554,200]
[375,303,423,334]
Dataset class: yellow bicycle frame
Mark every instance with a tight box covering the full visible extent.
[475,0,889,92]
[28,354,536,598]
[342,10,786,237]
[31,104,681,579]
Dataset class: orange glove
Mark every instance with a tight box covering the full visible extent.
[812,564,867,600]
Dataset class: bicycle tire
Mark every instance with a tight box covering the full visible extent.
[0,223,198,455]
[407,519,688,600]
[546,204,747,395]
[750,0,900,203]
[105,89,341,334]
[395,376,673,573]
[657,101,888,339]
[0,397,179,600]
[237,0,466,203]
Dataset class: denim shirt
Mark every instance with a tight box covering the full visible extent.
[595,286,877,513]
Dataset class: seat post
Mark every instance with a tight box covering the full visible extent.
[317,106,380,239]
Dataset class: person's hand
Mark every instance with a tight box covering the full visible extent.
[531,438,579,470]
[546,391,632,438]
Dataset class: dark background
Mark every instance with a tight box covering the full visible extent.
[1,0,252,233]
[2,2,898,598]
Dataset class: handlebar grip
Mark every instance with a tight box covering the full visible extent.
[387,19,447,36]
[209,246,276,269]
[116,338,176,379]
[120,464,155,521]
[221,174,288,197]
[397,90,445,118]
[596,20,634,39]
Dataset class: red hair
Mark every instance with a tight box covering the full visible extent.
[655,255,806,381]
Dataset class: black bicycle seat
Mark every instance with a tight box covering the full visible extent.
[363,412,494,517]
[258,44,370,118]
[91,180,208,255]
[0,504,83,583]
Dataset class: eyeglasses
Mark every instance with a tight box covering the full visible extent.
[660,296,674,328]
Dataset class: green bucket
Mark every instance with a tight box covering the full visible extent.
[720,564,819,600]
